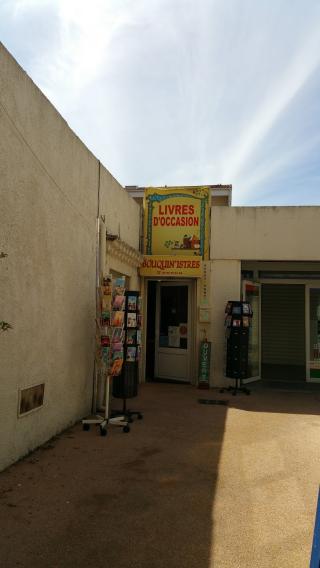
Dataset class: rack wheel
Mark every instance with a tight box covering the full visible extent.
[83,423,90,431]
[100,426,107,437]
[123,425,130,433]
[138,414,143,420]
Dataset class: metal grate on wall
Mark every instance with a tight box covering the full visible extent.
[18,383,45,417]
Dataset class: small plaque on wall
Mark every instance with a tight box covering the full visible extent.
[199,307,210,323]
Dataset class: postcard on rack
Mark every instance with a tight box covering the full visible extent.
[242,303,250,315]
[101,335,110,347]
[112,341,123,352]
[127,312,137,328]
[113,276,126,297]
[112,327,124,342]
[126,330,136,345]
[112,310,124,327]
[113,295,125,311]
[137,314,143,328]
[126,346,136,362]
[102,346,110,364]
[127,295,137,311]
[101,310,111,326]
[102,295,112,310]
[225,301,232,314]
[232,319,241,327]
[137,296,142,313]
[102,275,112,294]
[242,316,250,327]
[111,358,123,376]
[136,330,142,345]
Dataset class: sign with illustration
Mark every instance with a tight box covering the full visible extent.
[144,186,210,259]
[139,255,202,277]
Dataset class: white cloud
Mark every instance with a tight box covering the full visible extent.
[220,27,320,186]
[1,0,320,204]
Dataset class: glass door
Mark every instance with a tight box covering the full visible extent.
[154,282,191,381]
[242,281,261,382]
[307,286,320,381]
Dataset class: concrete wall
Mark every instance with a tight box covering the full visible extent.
[211,207,320,260]
[0,44,140,471]
[209,260,241,386]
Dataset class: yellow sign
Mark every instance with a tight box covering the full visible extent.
[144,186,210,259]
[140,255,202,277]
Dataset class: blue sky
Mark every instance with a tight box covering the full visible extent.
[1,0,320,205]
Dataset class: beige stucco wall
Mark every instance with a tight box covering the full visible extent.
[99,167,141,290]
[211,206,320,260]
[0,44,141,471]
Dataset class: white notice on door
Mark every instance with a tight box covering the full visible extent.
[168,326,180,347]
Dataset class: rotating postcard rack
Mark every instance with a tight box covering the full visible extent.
[220,300,253,396]
[112,291,143,422]
[82,275,130,436]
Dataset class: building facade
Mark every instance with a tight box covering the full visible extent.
[1,42,320,471]
[127,186,320,389]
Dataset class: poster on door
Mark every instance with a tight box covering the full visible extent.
[143,186,210,260]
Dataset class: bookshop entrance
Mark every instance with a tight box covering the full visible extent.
[145,280,194,382]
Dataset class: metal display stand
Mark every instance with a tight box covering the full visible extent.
[112,291,143,423]
[82,373,129,436]
[220,300,252,396]
[82,274,130,436]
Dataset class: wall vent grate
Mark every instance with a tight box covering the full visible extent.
[18,383,45,416]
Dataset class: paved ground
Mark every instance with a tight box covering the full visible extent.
[1,382,320,567]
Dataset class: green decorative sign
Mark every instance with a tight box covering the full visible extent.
[198,340,211,387]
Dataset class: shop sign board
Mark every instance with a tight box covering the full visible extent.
[143,186,210,260]
[198,340,211,387]
[139,255,202,277]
